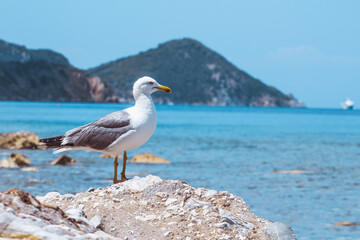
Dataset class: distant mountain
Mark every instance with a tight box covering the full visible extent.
[88,38,304,107]
[0,38,304,107]
[0,39,117,102]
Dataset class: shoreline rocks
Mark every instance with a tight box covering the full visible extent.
[0,175,296,239]
[0,153,31,168]
[0,131,46,150]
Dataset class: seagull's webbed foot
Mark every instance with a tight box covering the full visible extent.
[120,173,129,182]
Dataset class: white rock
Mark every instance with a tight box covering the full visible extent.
[98,192,106,197]
[190,209,198,217]
[93,230,118,240]
[203,208,210,215]
[185,197,212,210]
[194,188,202,196]
[215,222,231,229]
[156,192,169,199]
[144,215,157,221]
[219,208,254,230]
[122,175,162,192]
[164,198,177,206]
[135,216,146,221]
[65,208,84,219]
[139,200,148,206]
[164,231,172,237]
[167,222,177,225]
[93,202,99,208]
[0,208,87,239]
[204,190,217,199]
[166,205,178,211]
[90,215,102,229]
[163,212,172,218]
[36,192,60,202]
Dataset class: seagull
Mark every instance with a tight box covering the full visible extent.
[40,76,172,183]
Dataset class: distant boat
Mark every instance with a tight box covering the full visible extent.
[341,98,354,110]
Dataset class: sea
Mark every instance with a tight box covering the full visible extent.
[0,101,359,240]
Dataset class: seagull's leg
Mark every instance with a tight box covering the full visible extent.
[120,151,129,181]
[113,156,120,184]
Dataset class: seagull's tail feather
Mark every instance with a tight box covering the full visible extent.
[53,147,72,154]
[39,136,64,148]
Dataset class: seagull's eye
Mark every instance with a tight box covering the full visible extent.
[148,81,154,85]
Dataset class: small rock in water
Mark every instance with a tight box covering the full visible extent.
[99,154,115,158]
[0,153,31,168]
[273,169,310,174]
[130,153,170,164]
[0,158,19,168]
[10,153,31,166]
[334,221,360,226]
[50,155,76,165]
[21,167,38,172]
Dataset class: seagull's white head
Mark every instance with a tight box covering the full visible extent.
[133,76,172,97]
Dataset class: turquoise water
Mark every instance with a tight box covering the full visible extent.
[0,101,359,239]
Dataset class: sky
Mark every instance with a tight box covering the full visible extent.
[0,0,359,108]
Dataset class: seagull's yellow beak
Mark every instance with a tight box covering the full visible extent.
[154,85,172,93]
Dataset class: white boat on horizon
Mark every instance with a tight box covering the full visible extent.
[341,98,354,110]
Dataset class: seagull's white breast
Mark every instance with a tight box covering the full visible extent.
[104,98,157,155]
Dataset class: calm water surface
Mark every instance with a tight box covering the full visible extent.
[0,101,359,239]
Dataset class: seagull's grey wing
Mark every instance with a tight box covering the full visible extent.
[63,111,133,150]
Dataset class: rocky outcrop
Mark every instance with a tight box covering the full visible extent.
[18,175,295,240]
[0,188,112,239]
[0,153,31,168]
[130,153,171,164]
[50,155,77,165]
[0,131,44,149]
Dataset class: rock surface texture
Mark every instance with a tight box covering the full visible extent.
[0,175,296,240]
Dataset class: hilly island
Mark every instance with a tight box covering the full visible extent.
[0,38,304,107]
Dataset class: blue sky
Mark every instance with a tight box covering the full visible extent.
[1,0,359,108]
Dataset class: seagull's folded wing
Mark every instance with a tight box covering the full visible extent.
[63,111,133,150]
